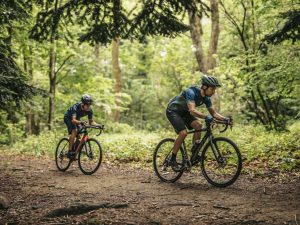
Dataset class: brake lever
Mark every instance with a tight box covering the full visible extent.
[96,125,104,136]
[219,123,228,133]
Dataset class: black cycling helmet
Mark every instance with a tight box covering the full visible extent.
[201,75,222,87]
[81,94,93,105]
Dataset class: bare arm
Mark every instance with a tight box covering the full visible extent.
[188,102,229,122]
[207,107,226,120]
[88,119,99,126]
[71,116,83,125]
[71,116,96,126]
[187,102,207,119]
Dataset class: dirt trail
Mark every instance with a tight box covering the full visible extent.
[0,153,299,225]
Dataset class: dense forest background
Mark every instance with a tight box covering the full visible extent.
[0,0,299,171]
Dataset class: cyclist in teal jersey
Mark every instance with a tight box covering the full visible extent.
[166,75,232,169]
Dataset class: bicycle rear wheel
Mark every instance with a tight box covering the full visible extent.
[201,137,242,187]
[55,138,71,172]
[78,138,102,175]
[153,138,184,183]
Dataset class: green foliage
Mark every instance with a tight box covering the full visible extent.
[2,123,299,171]
[0,43,44,108]
[102,132,163,164]
[0,0,29,26]
[215,42,300,130]
[119,35,198,130]
[0,121,24,145]
[0,0,45,114]
[264,9,300,45]
[223,123,300,171]
[214,0,300,130]
[102,122,135,134]
[30,0,205,44]
[0,0,299,176]
[9,128,62,156]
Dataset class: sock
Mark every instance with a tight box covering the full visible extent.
[171,152,177,161]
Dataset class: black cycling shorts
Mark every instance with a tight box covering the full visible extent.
[166,109,198,133]
[64,117,82,135]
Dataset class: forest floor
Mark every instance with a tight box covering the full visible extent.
[0,153,299,225]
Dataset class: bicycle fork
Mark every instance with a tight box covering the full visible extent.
[209,136,226,167]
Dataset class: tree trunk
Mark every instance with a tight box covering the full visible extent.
[250,90,266,125]
[188,4,222,111]
[257,86,277,130]
[5,25,20,123]
[207,0,220,71]
[250,0,256,54]
[47,0,59,130]
[48,38,56,130]
[188,9,206,73]
[24,46,40,135]
[207,0,221,111]
[24,49,33,136]
[111,38,122,122]
[25,111,40,135]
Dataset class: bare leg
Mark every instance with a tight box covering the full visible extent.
[172,130,188,154]
[69,129,77,151]
[191,120,202,144]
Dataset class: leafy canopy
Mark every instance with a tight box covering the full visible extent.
[30,0,208,45]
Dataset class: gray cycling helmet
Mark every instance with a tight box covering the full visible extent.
[201,75,222,87]
[81,94,93,104]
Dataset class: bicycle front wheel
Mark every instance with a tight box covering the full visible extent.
[78,138,102,175]
[153,138,184,183]
[201,137,242,187]
[55,138,71,172]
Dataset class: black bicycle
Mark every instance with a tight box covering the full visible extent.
[55,124,104,175]
[153,119,242,187]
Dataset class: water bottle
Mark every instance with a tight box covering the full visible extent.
[191,140,201,153]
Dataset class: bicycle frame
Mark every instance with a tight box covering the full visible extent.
[154,118,241,186]
[74,133,89,155]
[180,127,208,167]
[181,121,227,169]
[72,125,103,156]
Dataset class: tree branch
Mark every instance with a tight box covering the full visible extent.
[56,70,71,85]
[241,0,247,38]
[219,0,249,51]
[55,54,73,76]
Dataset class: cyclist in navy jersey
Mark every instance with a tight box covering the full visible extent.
[166,75,232,170]
[64,94,101,158]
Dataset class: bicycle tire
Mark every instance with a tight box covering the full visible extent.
[78,138,102,175]
[153,138,184,183]
[55,138,72,172]
[201,137,242,187]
